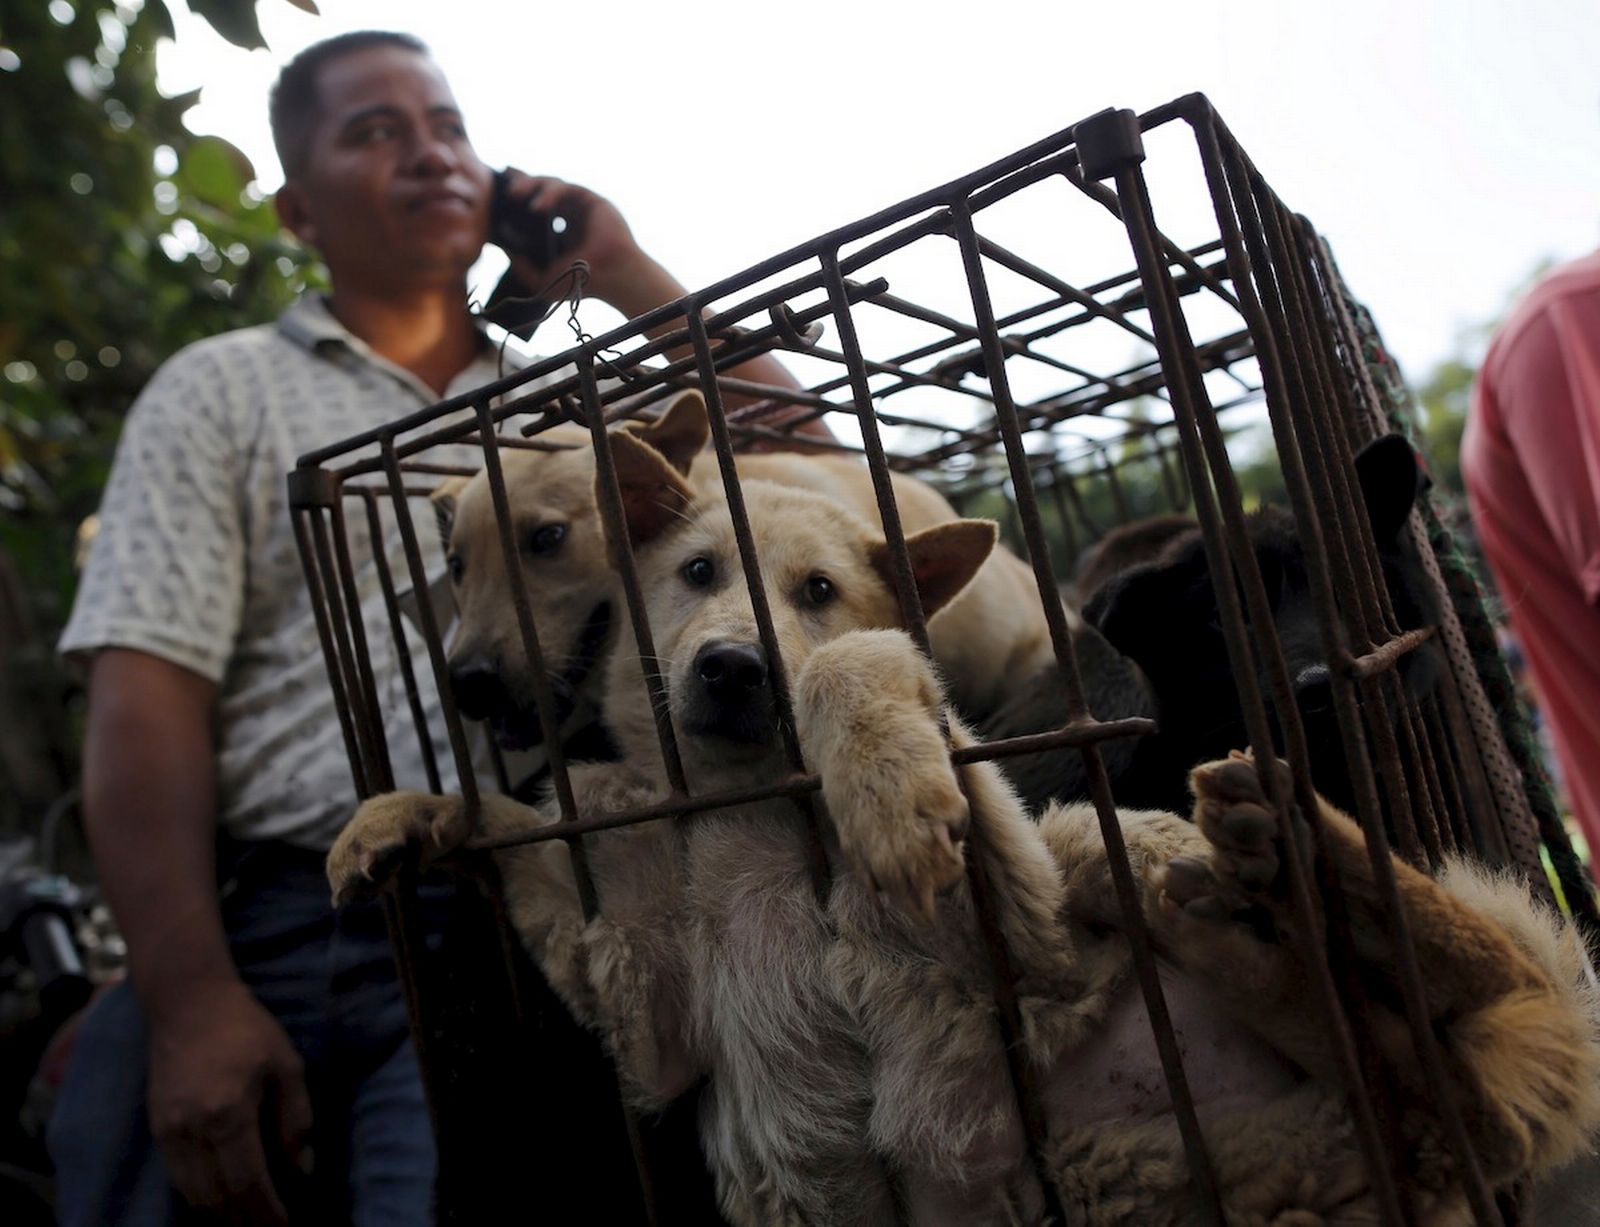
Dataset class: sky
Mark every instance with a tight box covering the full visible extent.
[154,0,1600,395]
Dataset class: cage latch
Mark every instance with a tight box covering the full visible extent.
[287,466,339,510]
[1073,108,1145,181]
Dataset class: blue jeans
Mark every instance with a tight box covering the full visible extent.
[48,840,442,1226]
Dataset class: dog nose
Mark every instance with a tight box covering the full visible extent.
[450,659,508,720]
[695,641,768,697]
[1293,662,1334,714]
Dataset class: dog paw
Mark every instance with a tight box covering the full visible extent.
[1159,750,1287,924]
[843,736,970,923]
[326,791,471,907]
[795,630,968,921]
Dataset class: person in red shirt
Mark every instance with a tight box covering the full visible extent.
[1463,252,1600,863]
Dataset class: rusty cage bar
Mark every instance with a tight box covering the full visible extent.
[289,94,1593,1224]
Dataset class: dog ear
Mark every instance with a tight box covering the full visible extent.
[430,476,471,552]
[1085,544,1208,669]
[627,389,709,477]
[1353,433,1428,544]
[604,431,697,565]
[870,519,997,622]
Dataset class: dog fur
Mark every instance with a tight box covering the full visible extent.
[430,390,1063,750]
[332,433,1600,1225]
[989,435,1444,818]
[1083,435,1443,819]
[1071,512,1199,607]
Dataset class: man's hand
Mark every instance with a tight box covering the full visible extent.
[83,651,313,1225]
[495,169,655,308]
[492,169,834,443]
[148,977,313,1226]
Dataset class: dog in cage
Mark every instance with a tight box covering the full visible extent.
[1083,434,1442,818]
[983,434,1445,820]
[330,427,1600,1226]
[1070,511,1200,607]
[426,389,1066,764]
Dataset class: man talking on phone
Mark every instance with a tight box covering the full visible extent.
[48,29,810,1227]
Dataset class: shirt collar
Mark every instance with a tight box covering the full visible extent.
[276,293,356,353]
[277,293,510,403]
[278,292,498,350]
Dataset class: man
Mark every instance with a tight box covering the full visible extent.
[49,29,805,1225]
[1462,251,1600,869]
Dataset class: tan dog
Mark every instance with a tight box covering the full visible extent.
[431,390,1059,750]
[333,431,1600,1225]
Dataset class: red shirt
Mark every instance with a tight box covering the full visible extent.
[1463,251,1600,852]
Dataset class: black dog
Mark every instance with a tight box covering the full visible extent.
[985,434,1440,818]
[1072,512,1199,607]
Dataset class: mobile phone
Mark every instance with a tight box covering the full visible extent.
[483,170,581,339]
[489,169,578,268]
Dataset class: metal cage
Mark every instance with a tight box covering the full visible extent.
[289,94,1593,1225]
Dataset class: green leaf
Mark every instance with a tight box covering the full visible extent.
[159,86,205,123]
[186,0,268,51]
[283,0,321,12]
[177,135,252,209]
[144,0,178,40]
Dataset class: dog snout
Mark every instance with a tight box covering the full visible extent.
[695,641,769,699]
[685,640,776,745]
[449,657,509,720]
[1293,662,1333,714]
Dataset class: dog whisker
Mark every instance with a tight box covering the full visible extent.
[648,497,696,527]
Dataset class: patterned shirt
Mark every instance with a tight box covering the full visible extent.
[60,295,537,849]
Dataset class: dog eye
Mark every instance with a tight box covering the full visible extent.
[447,553,464,583]
[803,575,835,607]
[682,556,715,587]
[527,523,567,556]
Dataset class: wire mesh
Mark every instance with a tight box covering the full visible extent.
[288,94,1589,1225]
